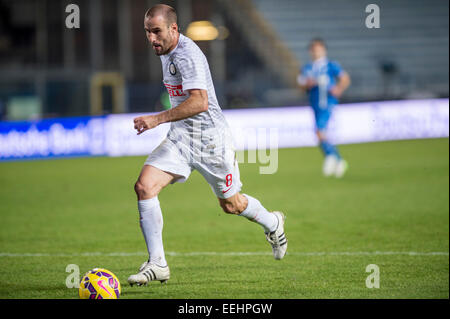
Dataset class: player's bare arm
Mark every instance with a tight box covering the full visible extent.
[330,72,351,98]
[133,89,208,135]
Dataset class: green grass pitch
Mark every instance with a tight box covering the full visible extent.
[0,138,448,299]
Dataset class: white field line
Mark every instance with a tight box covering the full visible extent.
[0,251,448,257]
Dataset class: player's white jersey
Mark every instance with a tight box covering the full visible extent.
[160,33,231,152]
[147,34,241,198]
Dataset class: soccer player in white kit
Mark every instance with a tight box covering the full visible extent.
[128,4,288,286]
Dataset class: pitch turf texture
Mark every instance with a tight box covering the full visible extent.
[0,138,448,299]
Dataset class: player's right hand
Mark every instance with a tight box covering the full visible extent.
[134,115,159,135]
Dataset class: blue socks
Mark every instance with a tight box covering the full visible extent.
[320,140,341,159]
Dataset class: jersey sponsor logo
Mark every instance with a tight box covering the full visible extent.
[169,62,177,75]
[164,83,186,97]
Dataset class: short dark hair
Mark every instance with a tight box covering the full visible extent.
[309,38,327,49]
[145,4,177,27]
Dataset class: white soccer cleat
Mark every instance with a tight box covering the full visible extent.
[127,261,170,286]
[334,159,348,178]
[322,155,338,177]
[265,211,287,260]
[138,260,149,272]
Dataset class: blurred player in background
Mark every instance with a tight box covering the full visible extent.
[127,4,288,286]
[297,38,351,177]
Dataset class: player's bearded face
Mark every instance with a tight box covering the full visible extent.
[145,16,178,56]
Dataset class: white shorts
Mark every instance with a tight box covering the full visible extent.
[144,135,243,199]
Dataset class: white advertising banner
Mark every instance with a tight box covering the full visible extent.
[104,99,449,157]
[0,99,448,161]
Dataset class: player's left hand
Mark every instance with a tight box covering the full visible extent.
[329,86,343,98]
[134,115,159,135]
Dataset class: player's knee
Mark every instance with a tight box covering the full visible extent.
[316,131,326,141]
[134,180,159,200]
[134,180,146,197]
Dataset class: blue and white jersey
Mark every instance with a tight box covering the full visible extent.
[299,57,344,110]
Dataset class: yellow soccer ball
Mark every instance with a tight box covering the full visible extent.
[79,268,121,299]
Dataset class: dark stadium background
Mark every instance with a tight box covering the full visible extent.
[0,0,447,120]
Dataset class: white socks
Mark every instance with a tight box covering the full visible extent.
[138,194,276,266]
[138,197,167,267]
[239,194,278,233]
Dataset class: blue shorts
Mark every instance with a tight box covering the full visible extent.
[313,106,334,131]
